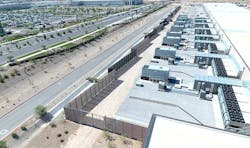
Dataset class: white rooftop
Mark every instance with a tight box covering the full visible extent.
[148,64,170,72]
[233,86,250,125]
[146,115,250,148]
[168,31,182,33]
[116,76,215,127]
[222,57,241,77]
[166,36,181,39]
[159,46,176,51]
[204,3,250,71]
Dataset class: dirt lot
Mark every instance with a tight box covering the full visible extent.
[22,114,79,148]
[93,131,142,148]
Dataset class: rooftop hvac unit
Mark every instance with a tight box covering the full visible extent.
[168,58,175,65]
[136,81,144,87]
[158,81,166,91]
[200,90,206,99]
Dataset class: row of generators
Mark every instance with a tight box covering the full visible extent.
[139,6,181,83]
[162,14,189,47]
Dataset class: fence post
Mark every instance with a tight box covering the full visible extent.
[141,126,143,141]
[91,113,94,127]
[75,100,78,109]
[114,118,116,134]
[80,95,83,108]
[104,116,106,130]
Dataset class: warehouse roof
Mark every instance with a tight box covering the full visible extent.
[116,80,215,127]
[144,115,250,148]
[222,58,241,77]
[204,3,250,70]
[232,86,250,125]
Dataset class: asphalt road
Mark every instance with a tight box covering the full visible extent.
[0,4,153,64]
[0,5,175,140]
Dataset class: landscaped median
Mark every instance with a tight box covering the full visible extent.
[3,3,169,67]
[10,28,108,65]
[1,30,40,45]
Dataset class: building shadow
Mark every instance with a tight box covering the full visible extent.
[41,112,53,122]
[82,79,123,112]
[116,56,142,78]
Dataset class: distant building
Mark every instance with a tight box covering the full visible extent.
[0,2,31,10]
[71,0,143,6]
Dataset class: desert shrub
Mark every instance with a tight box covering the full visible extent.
[12,133,19,139]
[57,133,62,137]
[21,126,27,131]
[35,105,47,118]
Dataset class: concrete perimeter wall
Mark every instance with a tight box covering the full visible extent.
[64,5,181,141]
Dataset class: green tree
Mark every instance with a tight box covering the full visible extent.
[0,74,4,83]
[35,105,47,118]
[0,140,7,148]
[11,133,19,139]
[42,45,46,50]
[7,55,14,62]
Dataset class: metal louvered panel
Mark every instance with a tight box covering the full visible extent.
[214,58,227,77]
[222,85,245,124]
